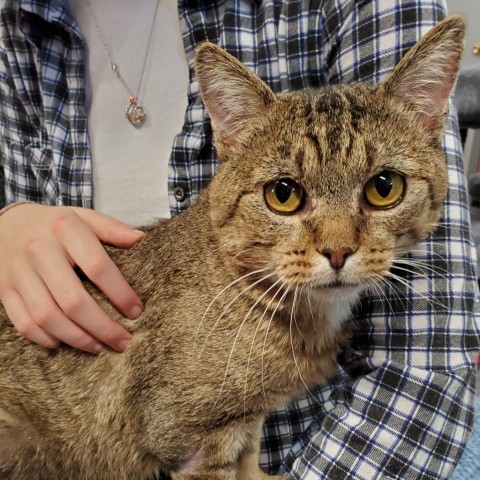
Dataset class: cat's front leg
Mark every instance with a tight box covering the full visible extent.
[172,419,282,480]
[236,420,282,480]
[172,469,236,480]
[170,425,242,480]
[172,465,280,480]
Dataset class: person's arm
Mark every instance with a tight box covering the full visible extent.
[0,13,143,354]
[261,1,480,478]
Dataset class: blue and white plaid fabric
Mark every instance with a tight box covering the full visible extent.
[1,0,479,478]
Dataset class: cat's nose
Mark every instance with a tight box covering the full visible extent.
[321,247,354,270]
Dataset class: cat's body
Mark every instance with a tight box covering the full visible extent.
[0,16,465,480]
[0,195,351,479]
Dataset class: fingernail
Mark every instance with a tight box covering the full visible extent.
[92,343,104,355]
[129,304,143,319]
[133,229,145,236]
[118,338,131,352]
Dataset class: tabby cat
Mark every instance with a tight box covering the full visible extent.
[0,15,464,480]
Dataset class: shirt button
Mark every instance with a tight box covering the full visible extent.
[174,186,186,202]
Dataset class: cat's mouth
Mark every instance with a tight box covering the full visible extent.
[320,280,361,289]
[323,280,345,288]
[307,278,364,291]
[311,279,367,298]
[307,279,366,304]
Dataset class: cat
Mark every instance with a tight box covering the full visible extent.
[0,15,464,480]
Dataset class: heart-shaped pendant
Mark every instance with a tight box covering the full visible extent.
[125,96,146,127]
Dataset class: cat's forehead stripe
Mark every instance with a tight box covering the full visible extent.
[313,87,369,135]
[301,87,369,170]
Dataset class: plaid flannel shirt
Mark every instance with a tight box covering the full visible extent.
[1,0,479,478]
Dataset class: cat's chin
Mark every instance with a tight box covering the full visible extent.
[300,283,365,330]
[309,282,365,301]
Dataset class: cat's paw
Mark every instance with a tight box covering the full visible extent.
[240,472,282,480]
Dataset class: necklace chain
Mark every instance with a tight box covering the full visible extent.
[84,0,160,127]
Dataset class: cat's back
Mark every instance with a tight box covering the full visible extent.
[0,198,220,401]
[0,303,122,415]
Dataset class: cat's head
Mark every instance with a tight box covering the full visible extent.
[195,16,464,301]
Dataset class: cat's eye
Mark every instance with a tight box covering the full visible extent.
[264,178,304,214]
[364,171,405,208]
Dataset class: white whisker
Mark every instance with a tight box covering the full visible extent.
[305,285,317,331]
[242,277,285,422]
[293,282,308,341]
[234,247,255,259]
[212,274,284,410]
[398,241,449,250]
[193,267,271,355]
[198,270,277,359]
[393,258,449,278]
[386,272,448,310]
[391,264,449,285]
[399,248,445,255]
[371,272,406,313]
[210,240,235,253]
[261,283,290,404]
[289,285,323,407]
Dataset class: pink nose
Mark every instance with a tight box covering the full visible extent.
[322,248,354,270]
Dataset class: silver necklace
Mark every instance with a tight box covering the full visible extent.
[84,0,160,127]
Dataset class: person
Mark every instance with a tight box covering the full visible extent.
[0,0,479,478]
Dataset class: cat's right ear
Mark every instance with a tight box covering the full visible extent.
[379,15,465,136]
[195,42,276,147]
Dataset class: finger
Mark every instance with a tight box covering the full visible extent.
[1,290,60,349]
[55,214,143,319]
[32,243,133,352]
[14,266,105,354]
[71,207,145,248]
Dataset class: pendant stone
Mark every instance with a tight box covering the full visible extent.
[126,96,146,127]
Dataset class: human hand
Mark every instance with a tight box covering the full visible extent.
[0,204,144,354]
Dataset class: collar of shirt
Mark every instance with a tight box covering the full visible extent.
[18,0,78,33]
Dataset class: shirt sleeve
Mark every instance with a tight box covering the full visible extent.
[0,29,41,209]
[0,47,7,210]
[0,161,5,210]
[261,1,480,479]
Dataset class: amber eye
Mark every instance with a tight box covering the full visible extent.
[264,178,304,214]
[364,171,405,208]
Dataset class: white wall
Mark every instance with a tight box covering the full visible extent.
[446,0,480,68]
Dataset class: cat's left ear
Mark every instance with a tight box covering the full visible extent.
[195,42,276,146]
[380,15,465,135]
